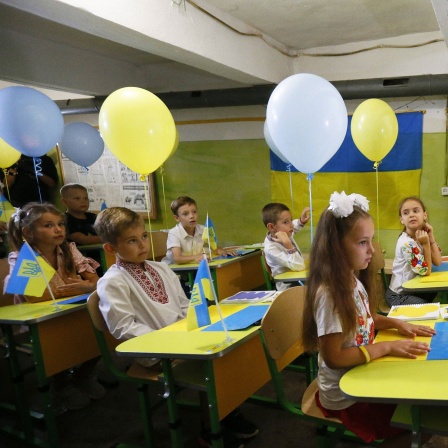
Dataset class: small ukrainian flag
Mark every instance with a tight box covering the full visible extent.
[6,243,56,297]
[186,259,212,331]
[202,215,217,251]
[0,193,15,223]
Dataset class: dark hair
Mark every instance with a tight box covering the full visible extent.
[94,207,143,245]
[60,183,87,198]
[170,196,197,215]
[8,202,75,275]
[302,206,375,353]
[398,196,427,232]
[261,203,290,227]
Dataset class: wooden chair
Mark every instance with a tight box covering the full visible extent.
[259,285,374,448]
[371,242,391,315]
[260,251,274,290]
[87,291,202,448]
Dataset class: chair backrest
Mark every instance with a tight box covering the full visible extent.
[0,258,14,307]
[260,285,305,360]
[371,241,390,314]
[147,231,169,262]
[260,251,274,290]
[370,241,385,272]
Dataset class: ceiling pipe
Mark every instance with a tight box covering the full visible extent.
[55,74,448,114]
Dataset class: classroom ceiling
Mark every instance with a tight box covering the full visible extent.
[0,0,444,102]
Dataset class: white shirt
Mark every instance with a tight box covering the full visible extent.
[263,219,305,290]
[97,260,190,340]
[162,223,205,264]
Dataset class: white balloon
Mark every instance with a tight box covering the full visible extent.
[266,73,348,174]
[263,121,289,164]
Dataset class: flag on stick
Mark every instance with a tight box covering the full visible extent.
[202,214,217,251]
[186,258,212,331]
[6,242,56,297]
[0,193,15,223]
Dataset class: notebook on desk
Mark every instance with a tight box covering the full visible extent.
[202,305,270,331]
[57,293,90,305]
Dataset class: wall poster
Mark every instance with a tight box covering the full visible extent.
[57,146,157,219]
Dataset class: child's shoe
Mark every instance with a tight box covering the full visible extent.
[53,382,90,411]
[73,375,106,400]
[198,429,245,448]
[222,409,259,439]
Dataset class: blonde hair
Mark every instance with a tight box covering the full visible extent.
[60,183,88,199]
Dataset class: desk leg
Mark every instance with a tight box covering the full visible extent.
[204,362,224,448]
[1,325,35,443]
[410,405,421,448]
[28,324,60,448]
[162,359,183,448]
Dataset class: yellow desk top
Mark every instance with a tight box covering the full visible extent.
[169,249,260,271]
[273,269,308,282]
[116,304,262,360]
[0,299,86,325]
[402,274,448,292]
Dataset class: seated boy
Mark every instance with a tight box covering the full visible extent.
[61,183,101,245]
[262,203,310,291]
[162,196,233,265]
[94,207,258,447]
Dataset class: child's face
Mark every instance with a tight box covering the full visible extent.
[25,212,66,249]
[111,224,150,264]
[399,199,427,232]
[270,210,294,236]
[342,217,375,272]
[63,188,90,214]
[174,203,198,231]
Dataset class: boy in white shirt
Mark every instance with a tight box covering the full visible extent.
[262,202,310,291]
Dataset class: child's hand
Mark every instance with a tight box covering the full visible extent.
[415,229,429,245]
[387,339,430,359]
[299,207,311,225]
[55,278,94,297]
[396,321,436,338]
[424,222,434,238]
[217,248,236,257]
[194,253,207,263]
[273,231,291,246]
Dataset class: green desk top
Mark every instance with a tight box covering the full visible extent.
[273,269,308,282]
[0,300,85,325]
[402,274,448,292]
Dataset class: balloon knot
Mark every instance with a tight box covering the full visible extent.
[306,173,314,181]
[139,174,147,182]
[373,161,381,169]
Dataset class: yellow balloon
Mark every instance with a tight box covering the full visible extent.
[168,128,179,159]
[351,99,398,162]
[0,138,21,168]
[99,87,176,174]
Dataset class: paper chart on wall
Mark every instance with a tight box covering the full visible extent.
[59,146,157,218]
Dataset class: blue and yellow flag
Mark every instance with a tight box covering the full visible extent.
[6,243,56,297]
[202,215,218,250]
[186,259,212,331]
[0,193,15,223]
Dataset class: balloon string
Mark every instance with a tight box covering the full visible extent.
[374,161,380,243]
[33,157,43,204]
[307,173,314,243]
[2,168,12,202]
[140,174,155,261]
[287,164,295,216]
[160,166,169,231]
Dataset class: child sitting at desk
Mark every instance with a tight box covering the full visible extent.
[95,207,258,447]
[61,183,103,275]
[162,196,232,265]
[262,202,310,290]
[302,191,434,446]
[5,202,103,411]
[386,196,442,307]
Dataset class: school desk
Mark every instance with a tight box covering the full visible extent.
[273,269,308,284]
[340,321,447,448]
[402,272,448,303]
[116,304,303,448]
[169,250,265,300]
[0,299,100,447]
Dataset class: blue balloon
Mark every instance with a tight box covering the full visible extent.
[0,86,64,157]
[59,122,104,167]
[264,121,289,164]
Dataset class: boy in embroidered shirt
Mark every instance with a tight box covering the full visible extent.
[94,207,258,446]
[162,196,233,265]
[262,202,310,291]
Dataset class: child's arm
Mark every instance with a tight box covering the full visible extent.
[265,239,305,272]
[414,229,432,275]
[171,247,205,264]
[424,222,442,266]
[214,246,237,257]
[319,332,430,369]
[373,312,436,337]
[67,232,102,245]
[55,271,98,298]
